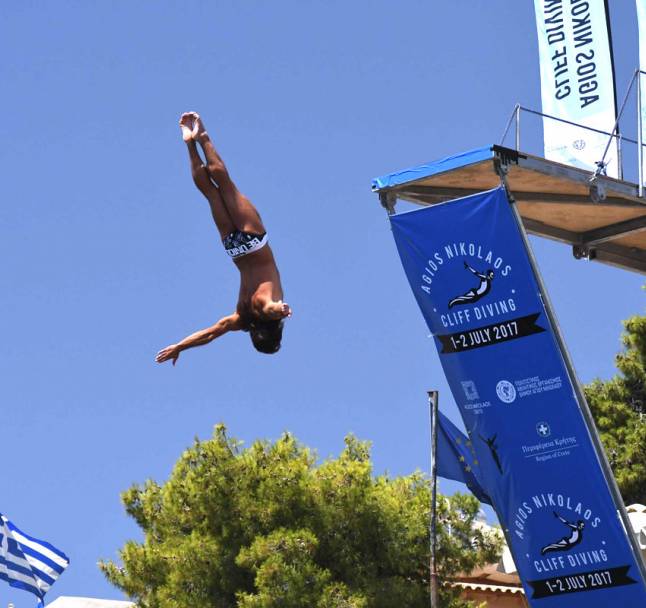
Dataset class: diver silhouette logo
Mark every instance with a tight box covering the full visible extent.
[540,511,585,555]
[448,261,494,309]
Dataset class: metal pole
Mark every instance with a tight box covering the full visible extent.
[596,69,639,169]
[515,105,520,151]
[500,103,520,146]
[617,133,623,181]
[500,179,646,585]
[428,390,440,608]
[638,70,644,198]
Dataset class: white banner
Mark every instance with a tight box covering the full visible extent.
[534,0,618,177]
[637,0,646,184]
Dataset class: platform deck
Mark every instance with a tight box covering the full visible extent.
[372,145,646,274]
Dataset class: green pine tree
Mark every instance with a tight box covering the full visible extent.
[585,312,646,505]
[101,425,500,607]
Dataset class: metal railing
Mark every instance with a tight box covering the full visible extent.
[500,69,646,196]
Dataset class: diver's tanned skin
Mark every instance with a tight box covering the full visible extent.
[156,112,290,365]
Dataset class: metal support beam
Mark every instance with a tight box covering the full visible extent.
[581,215,646,246]
[593,242,646,274]
[520,218,582,245]
[521,218,646,272]
[400,186,645,209]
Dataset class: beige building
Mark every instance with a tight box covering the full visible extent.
[455,564,527,607]
[48,598,133,608]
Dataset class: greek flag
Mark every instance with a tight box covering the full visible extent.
[0,513,69,605]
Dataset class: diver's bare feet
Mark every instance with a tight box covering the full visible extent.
[193,114,207,139]
[179,112,201,142]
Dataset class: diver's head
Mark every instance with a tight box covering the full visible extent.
[249,318,284,354]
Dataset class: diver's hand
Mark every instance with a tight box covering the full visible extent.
[156,344,181,365]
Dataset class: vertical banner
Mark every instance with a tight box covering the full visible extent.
[534,0,619,177]
[390,188,646,606]
[637,0,646,183]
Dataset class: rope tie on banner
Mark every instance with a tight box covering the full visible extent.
[493,156,515,206]
[379,191,397,216]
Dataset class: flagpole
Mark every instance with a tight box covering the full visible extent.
[427,390,439,608]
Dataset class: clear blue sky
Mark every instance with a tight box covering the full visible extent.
[1,2,644,604]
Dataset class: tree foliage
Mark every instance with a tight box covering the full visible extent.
[585,313,646,505]
[101,425,500,607]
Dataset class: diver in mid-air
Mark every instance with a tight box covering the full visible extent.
[448,261,494,308]
[541,512,585,554]
[156,112,290,365]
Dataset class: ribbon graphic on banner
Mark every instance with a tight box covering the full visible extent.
[389,187,646,606]
[437,313,545,354]
[528,565,637,599]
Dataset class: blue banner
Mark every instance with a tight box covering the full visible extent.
[390,187,646,605]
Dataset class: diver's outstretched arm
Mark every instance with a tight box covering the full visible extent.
[156,313,243,365]
[464,261,487,279]
[553,512,571,526]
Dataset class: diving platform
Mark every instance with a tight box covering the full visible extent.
[372,145,646,274]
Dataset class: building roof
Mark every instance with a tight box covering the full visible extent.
[455,562,525,596]
[627,503,646,551]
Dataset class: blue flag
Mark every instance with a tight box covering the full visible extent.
[0,514,69,605]
[389,187,646,606]
[436,411,492,505]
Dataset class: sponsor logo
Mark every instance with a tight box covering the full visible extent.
[515,375,562,397]
[572,139,586,151]
[496,380,517,403]
[536,422,551,438]
[461,380,479,401]
[460,380,492,414]
[521,434,579,464]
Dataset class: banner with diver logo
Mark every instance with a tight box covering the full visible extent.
[389,187,646,605]
[533,0,618,177]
